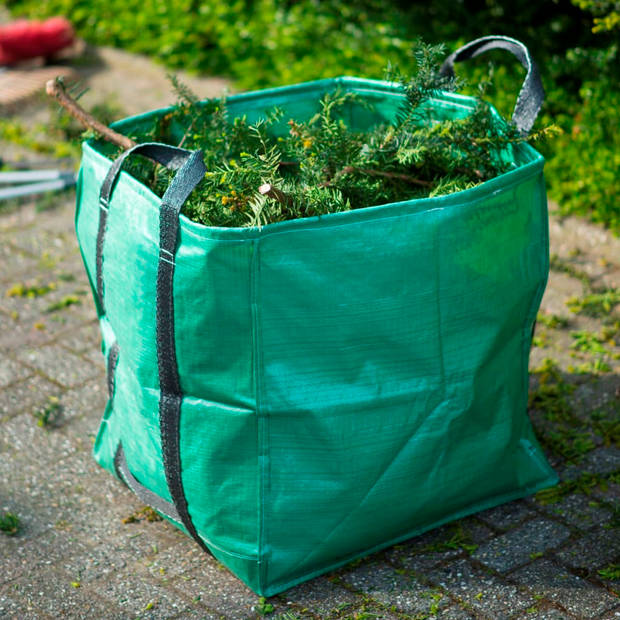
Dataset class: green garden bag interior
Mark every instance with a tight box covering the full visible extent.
[75,36,558,595]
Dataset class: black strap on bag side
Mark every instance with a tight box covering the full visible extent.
[97,142,208,552]
[439,35,544,135]
[96,142,194,314]
[114,444,182,523]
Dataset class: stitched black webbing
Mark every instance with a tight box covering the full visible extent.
[106,342,120,400]
[439,35,544,135]
[155,149,208,552]
[114,444,182,523]
[96,143,206,551]
[95,143,195,315]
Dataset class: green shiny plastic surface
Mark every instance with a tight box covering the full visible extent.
[76,77,557,596]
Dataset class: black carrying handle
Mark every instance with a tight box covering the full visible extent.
[96,142,206,312]
[97,142,209,553]
[99,142,204,206]
[439,35,544,135]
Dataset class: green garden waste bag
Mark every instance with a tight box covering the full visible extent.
[75,36,558,596]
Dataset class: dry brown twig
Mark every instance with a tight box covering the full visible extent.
[45,77,136,150]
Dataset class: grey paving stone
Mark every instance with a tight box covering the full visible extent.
[5,227,78,263]
[16,344,101,388]
[561,446,620,481]
[599,607,620,619]
[433,606,476,619]
[58,319,101,354]
[0,357,32,389]
[472,518,571,573]
[385,519,494,574]
[0,374,60,422]
[0,529,88,586]
[428,558,535,617]
[539,271,584,319]
[0,245,39,285]
[596,481,620,501]
[539,493,613,529]
[511,559,619,618]
[0,590,54,620]
[0,453,120,550]
[6,564,124,619]
[0,309,60,351]
[511,607,578,619]
[341,561,450,616]
[0,284,96,351]
[555,529,620,574]
[95,570,200,618]
[55,379,107,442]
[477,500,534,531]
[57,543,134,586]
[135,541,265,619]
[0,414,80,477]
[61,481,182,557]
[570,375,620,423]
[282,576,360,618]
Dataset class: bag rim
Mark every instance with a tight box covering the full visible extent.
[81,76,545,241]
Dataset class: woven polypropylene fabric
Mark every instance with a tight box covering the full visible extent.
[76,77,558,596]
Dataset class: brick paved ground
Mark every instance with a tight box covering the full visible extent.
[0,47,619,620]
[1,192,618,620]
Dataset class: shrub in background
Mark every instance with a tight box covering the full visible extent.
[5,0,619,232]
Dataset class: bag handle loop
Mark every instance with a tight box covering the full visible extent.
[439,35,544,135]
[96,141,209,556]
[96,143,205,312]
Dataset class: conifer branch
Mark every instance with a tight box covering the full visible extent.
[324,166,433,188]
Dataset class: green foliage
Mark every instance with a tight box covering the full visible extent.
[0,512,20,536]
[598,563,620,580]
[419,522,479,555]
[535,470,611,504]
[566,290,620,317]
[536,312,569,329]
[6,0,618,231]
[6,281,57,298]
[528,358,600,463]
[34,396,62,428]
[550,254,592,292]
[256,596,275,616]
[546,75,620,231]
[45,294,82,313]
[571,0,620,32]
[592,407,620,447]
[109,47,551,227]
[0,118,77,160]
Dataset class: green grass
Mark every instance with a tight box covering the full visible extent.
[0,512,20,536]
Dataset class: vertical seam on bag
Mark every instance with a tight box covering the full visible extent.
[434,223,446,400]
[251,237,267,590]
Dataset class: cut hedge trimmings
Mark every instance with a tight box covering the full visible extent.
[55,42,558,228]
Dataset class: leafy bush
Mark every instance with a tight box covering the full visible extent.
[5,0,619,232]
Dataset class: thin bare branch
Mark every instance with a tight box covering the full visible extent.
[46,77,136,150]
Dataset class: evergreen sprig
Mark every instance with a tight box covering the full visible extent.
[101,41,557,228]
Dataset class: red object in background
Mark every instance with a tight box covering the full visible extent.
[0,17,74,65]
